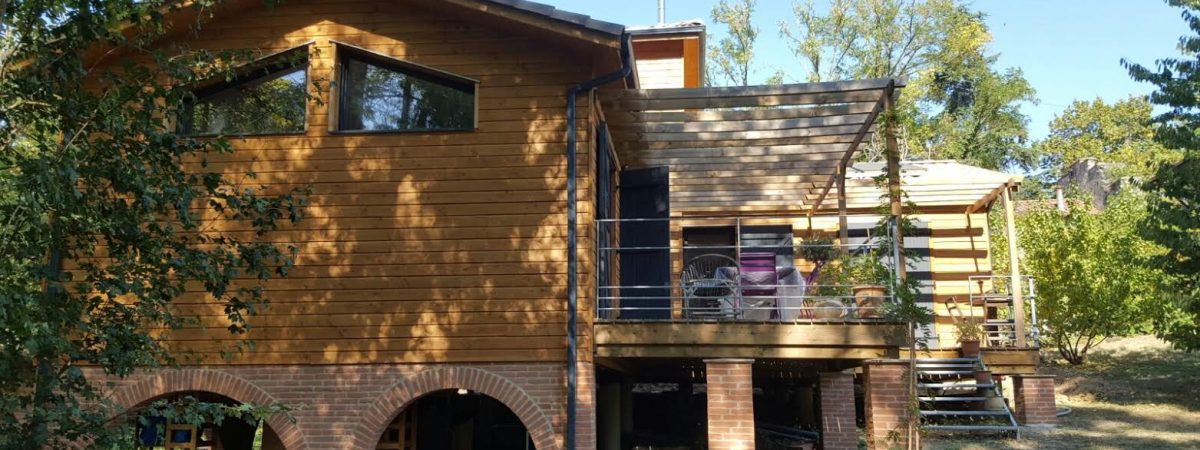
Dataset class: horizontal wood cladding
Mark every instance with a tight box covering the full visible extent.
[130,0,604,364]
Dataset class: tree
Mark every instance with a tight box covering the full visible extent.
[1018,190,1167,364]
[0,0,306,447]
[1125,0,1200,351]
[780,0,1036,169]
[1034,96,1182,179]
[707,0,764,86]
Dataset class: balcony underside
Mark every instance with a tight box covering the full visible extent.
[594,322,906,360]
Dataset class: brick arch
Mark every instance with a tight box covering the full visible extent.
[111,369,308,450]
[354,367,559,450]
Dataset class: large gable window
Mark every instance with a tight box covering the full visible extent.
[181,47,309,135]
[337,46,476,132]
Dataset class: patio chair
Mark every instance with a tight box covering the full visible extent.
[681,254,738,318]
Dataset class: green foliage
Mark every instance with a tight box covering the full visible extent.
[1018,190,1168,364]
[707,0,760,86]
[954,316,984,341]
[1033,96,1183,180]
[1124,0,1200,351]
[780,0,1035,170]
[0,0,308,447]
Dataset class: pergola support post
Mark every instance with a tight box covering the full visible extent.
[1001,186,1027,347]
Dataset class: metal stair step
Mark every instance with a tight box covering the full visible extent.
[919,383,995,389]
[916,358,978,363]
[918,370,976,376]
[920,410,1011,416]
[924,424,1018,432]
[919,396,988,402]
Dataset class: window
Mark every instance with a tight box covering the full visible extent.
[181,48,309,135]
[337,47,476,132]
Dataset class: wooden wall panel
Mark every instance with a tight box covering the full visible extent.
[120,0,605,364]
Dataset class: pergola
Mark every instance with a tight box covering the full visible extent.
[599,77,1029,346]
[601,77,902,215]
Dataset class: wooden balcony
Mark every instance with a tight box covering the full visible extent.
[595,322,906,360]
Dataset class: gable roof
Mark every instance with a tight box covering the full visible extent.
[483,0,625,36]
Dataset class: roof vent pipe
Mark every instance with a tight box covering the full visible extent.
[659,0,666,24]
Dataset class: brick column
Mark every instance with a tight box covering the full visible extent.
[818,372,856,450]
[1014,374,1057,426]
[705,359,755,450]
[863,360,910,450]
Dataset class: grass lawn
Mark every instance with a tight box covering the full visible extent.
[924,335,1200,449]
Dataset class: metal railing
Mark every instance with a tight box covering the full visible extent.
[594,216,902,323]
[966,275,1040,347]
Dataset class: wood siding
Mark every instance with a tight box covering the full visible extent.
[89,0,609,364]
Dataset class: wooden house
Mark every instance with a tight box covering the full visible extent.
[91,1,1056,449]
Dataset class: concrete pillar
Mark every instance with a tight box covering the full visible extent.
[819,372,857,450]
[597,382,621,450]
[863,360,910,450]
[1014,375,1057,426]
[705,359,756,450]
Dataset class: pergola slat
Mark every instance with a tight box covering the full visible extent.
[601,79,901,214]
[599,77,904,101]
[604,103,875,124]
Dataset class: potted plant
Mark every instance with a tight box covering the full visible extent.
[956,317,985,357]
[800,236,844,319]
[844,252,890,318]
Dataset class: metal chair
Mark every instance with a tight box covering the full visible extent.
[680,254,738,318]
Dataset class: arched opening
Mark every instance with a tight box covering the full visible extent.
[130,391,286,450]
[375,389,533,450]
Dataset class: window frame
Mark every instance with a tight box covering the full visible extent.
[180,44,313,137]
[332,41,480,134]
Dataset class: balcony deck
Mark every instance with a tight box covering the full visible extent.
[595,321,906,360]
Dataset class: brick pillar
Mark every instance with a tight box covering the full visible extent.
[576,361,597,450]
[1014,375,1057,426]
[863,360,910,450]
[818,372,856,450]
[705,359,755,450]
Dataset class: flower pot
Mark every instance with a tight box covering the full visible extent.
[984,395,1008,411]
[809,298,847,320]
[960,339,981,357]
[852,285,887,318]
[975,369,993,385]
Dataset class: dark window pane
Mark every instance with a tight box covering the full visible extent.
[339,56,474,131]
[185,62,308,135]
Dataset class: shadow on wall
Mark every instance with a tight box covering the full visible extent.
[150,0,599,447]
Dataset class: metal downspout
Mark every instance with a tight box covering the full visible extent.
[565,33,633,450]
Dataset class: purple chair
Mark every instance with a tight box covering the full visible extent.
[739,252,779,297]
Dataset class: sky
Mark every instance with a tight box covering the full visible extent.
[547,0,1191,140]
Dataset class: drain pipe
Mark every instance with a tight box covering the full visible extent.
[565,33,633,450]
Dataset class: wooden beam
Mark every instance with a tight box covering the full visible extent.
[605,103,876,124]
[600,77,905,101]
[607,113,873,133]
[1001,186,1027,347]
[881,81,906,281]
[606,91,883,111]
[595,345,899,360]
[807,89,888,217]
[595,322,907,347]
[838,161,850,244]
[966,180,1016,214]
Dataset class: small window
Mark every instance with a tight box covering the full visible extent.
[181,48,309,136]
[337,47,476,132]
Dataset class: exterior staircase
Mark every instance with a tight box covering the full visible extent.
[916,357,1020,437]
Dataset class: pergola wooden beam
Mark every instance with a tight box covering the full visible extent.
[966,179,1019,214]
[807,83,892,218]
